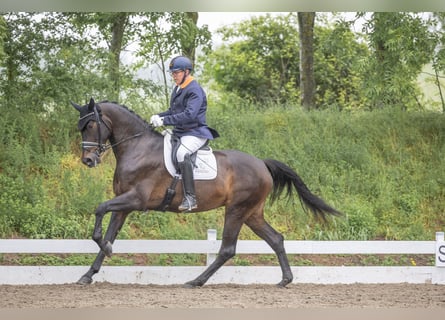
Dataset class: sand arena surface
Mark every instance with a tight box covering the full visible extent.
[0,282,444,308]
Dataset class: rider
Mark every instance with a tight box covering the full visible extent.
[150,55,218,212]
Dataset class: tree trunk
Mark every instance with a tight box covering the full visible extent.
[298,12,316,110]
[109,13,128,102]
[434,67,445,112]
[182,12,198,63]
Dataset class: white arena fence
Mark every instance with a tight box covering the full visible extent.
[0,230,444,285]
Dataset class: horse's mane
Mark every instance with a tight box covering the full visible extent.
[98,100,161,136]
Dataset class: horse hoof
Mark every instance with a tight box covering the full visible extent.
[183,280,202,288]
[77,275,93,285]
[276,278,292,288]
[102,241,113,257]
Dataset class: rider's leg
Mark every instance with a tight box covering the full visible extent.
[178,153,197,211]
[176,136,207,211]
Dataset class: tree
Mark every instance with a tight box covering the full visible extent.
[361,12,436,110]
[69,13,132,102]
[205,13,301,105]
[136,12,211,107]
[108,13,129,102]
[430,13,445,112]
[182,12,198,61]
[204,13,367,109]
[0,15,6,61]
[0,13,107,111]
[314,17,369,110]
[298,12,316,110]
[1,13,46,108]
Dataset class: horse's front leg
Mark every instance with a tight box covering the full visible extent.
[92,190,143,256]
[78,211,128,285]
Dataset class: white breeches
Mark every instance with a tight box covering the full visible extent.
[176,135,208,162]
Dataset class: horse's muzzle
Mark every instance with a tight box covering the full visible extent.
[82,154,101,168]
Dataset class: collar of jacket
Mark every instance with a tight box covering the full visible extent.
[179,76,194,89]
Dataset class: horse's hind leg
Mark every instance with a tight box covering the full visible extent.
[184,207,244,288]
[77,211,127,285]
[245,213,293,287]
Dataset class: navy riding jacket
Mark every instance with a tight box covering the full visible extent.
[159,79,217,140]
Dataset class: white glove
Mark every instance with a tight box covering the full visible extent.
[150,114,164,127]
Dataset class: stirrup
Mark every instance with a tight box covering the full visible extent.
[178,195,197,212]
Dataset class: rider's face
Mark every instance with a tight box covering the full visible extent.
[171,70,185,86]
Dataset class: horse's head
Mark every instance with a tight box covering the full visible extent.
[71,98,112,168]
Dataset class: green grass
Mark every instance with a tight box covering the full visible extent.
[0,253,434,267]
[1,104,445,242]
[207,105,445,241]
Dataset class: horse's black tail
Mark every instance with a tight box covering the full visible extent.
[264,158,342,221]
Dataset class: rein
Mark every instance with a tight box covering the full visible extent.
[82,131,144,156]
[80,105,144,157]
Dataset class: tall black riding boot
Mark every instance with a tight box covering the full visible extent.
[178,154,197,212]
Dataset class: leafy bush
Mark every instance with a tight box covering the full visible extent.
[207,105,445,240]
[1,102,445,241]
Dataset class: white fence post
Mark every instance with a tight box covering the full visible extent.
[436,231,445,267]
[206,229,217,265]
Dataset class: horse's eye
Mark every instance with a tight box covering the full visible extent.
[87,123,94,129]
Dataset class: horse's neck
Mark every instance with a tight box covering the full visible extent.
[112,131,164,173]
[102,105,163,159]
[104,107,146,136]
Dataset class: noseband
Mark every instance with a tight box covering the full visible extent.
[78,103,144,158]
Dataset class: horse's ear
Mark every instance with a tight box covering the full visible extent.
[88,97,95,111]
[70,101,82,112]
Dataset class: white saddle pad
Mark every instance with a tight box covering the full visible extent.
[163,131,217,180]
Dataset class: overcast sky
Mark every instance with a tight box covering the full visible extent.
[197,12,365,44]
[197,12,267,32]
[197,12,289,46]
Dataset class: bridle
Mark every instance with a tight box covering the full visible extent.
[78,104,143,158]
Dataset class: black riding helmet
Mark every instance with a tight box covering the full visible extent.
[169,56,193,73]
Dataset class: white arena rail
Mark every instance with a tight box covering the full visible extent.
[0,230,444,285]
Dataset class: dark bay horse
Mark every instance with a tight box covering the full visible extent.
[71,98,341,287]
